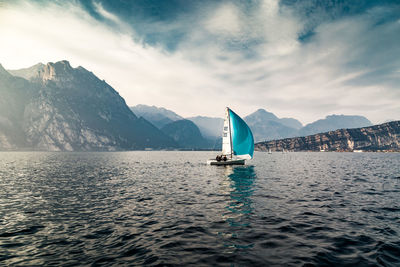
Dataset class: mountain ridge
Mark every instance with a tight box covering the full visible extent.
[186,116,224,139]
[128,105,377,145]
[130,104,183,129]
[299,114,372,136]
[244,109,301,142]
[255,121,400,152]
[161,119,212,149]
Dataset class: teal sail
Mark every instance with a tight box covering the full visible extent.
[229,109,254,159]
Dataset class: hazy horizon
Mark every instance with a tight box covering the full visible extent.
[1,0,399,124]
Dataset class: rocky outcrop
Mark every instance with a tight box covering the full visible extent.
[1,60,177,151]
[255,121,400,152]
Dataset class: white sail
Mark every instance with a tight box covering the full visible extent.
[222,107,232,156]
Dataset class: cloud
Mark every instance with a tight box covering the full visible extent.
[204,3,242,36]
[173,0,400,123]
[93,2,121,24]
[0,0,399,124]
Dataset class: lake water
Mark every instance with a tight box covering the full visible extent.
[0,151,399,266]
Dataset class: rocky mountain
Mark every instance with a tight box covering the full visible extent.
[255,121,400,152]
[186,116,224,139]
[244,109,301,142]
[298,114,372,136]
[0,63,35,149]
[161,119,212,149]
[130,104,183,128]
[0,60,176,151]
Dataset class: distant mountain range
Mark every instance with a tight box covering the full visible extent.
[243,109,302,142]
[298,115,372,137]
[130,104,183,129]
[245,110,372,142]
[130,105,220,149]
[0,61,176,151]
[186,116,224,139]
[160,119,212,149]
[0,60,388,151]
[130,104,223,140]
[132,104,374,143]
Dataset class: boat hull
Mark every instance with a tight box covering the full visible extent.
[207,159,245,165]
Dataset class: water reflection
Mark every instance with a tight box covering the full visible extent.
[219,166,257,250]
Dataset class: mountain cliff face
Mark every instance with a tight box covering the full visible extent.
[1,61,176,151]
[255,121,400,152]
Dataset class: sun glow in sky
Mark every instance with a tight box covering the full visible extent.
[0,0,399,124]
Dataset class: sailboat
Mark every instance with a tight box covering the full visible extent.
[207,107,254,165]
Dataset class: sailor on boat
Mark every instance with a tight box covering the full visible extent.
[215,155,228,162]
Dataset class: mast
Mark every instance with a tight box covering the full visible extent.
[227,107,233,159]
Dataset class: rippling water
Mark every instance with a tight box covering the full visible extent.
[0,151,399,266]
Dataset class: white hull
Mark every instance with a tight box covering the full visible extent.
[207,158,245,165]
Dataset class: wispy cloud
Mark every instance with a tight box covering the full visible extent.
[93,2,120,24]
[0,0,399,124]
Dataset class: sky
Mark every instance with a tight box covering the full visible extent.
[0,0,399,124]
